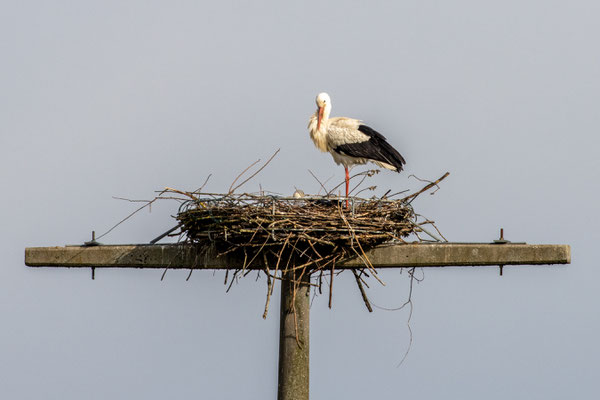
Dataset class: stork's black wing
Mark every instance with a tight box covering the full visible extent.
[333,125,406,172]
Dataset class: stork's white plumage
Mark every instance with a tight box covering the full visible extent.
[307,92,406,206]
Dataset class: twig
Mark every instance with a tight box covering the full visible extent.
[397,268,417,367]
[430,221,448,242]
[308,170,329,195]
[112,197,151,203]
[263,252,273,319]
[326,169,379,197]
[164,187,199,201]
[194,174,212,193]
[352,269,373,312]
[328,257,335,309]
[95,190,168,241]
[386,189,410,198]
[228,159,261,194]
[352,185,377,198]
[413,222,444,242]
[225,270,239,293]
[229,148,280,194]
[401,172,450,203]
[348,173,371,195]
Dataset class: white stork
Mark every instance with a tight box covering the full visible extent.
[307,92,406,206]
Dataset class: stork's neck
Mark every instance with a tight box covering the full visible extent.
[318,103,332,131]
[308,105,331,153]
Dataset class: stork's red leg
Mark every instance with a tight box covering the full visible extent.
[345,166,350,209]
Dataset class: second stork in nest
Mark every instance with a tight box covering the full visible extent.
[307,92,406,207]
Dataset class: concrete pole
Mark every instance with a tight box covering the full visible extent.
[277,269,310,400]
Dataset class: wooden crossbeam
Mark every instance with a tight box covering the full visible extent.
[25,243,570,269]
[24,241,570,400]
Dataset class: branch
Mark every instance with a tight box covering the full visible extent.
[352,269,373,312]
[229,149,280,194]
[401,172,450,203]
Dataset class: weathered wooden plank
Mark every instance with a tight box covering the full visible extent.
[24,243,571,269]
[343,243,571,267]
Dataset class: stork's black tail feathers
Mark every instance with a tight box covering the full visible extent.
[333,125,406,172]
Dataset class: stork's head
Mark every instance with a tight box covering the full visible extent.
[315,92,331,130]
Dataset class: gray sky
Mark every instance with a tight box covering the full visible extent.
[1,1,598,398]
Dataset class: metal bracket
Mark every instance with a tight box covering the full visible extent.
[84,231,101,247]
[495,228,507,276]
[493,228,510,244]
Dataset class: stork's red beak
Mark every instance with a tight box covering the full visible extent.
[317,106,324,130]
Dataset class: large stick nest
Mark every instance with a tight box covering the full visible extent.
[175,171,449,263]
[164,169,449,317]
[178,195,415,254]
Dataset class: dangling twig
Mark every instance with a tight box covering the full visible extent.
[352,269,373,312]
